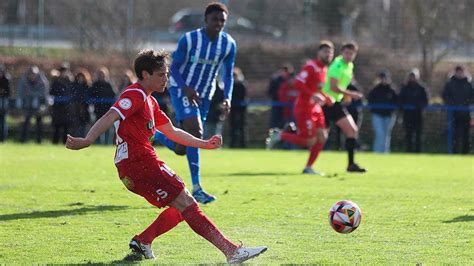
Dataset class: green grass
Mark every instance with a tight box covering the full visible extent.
[0,143,473,264]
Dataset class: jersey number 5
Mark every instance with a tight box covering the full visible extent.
[156,189,168,201]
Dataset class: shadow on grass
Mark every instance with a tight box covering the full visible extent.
[227,171,343,178]
[443,215,474,223]
[0,205,130,221]
[226,172,295,176]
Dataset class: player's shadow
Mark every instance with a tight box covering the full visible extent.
[443,215,474,223]
[226,172,294,176]
[0,205,130,221]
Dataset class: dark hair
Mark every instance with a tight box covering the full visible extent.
[318,40,334,50]
[134,49,170,80]
[455,65,464,72]
[341,41,359,52]
[205,2,229,17]
[281,63,294,74]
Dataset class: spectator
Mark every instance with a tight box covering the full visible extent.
[50,62,74,144]
[118,69,135,93]
[90,67,116,144]
[230,67,248,148]
[368,70,398,153]
[0,64,10,142]
[442,65,474,154]
[268,64,294,128]
[399,68,428,153]
[204,81,225,140]
[70,69,92,137]
[17,65,49,143]
[278,72,298,125]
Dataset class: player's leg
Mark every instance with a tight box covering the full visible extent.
[335,110,366,172]
[303,108,327,175]
[280,131,315,147]
[268,109,315,149]
[304,127,327,175]
[169,189,267,263]
[129,207,183,259]
[121,160,186,259]
[180,99,215,204]
[134,207,183,244]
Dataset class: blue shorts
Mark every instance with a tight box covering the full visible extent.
[169,87,211,122]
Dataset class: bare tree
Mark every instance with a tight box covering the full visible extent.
[412,0,472,85]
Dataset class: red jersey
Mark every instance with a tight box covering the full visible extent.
[111,83,171,165]
[293,59,328,111]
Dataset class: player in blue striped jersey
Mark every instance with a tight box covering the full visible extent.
[155,2,237,204]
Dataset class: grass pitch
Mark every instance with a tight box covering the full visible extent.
[0,143,472,264]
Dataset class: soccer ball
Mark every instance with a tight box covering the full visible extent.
[328,200,362,233]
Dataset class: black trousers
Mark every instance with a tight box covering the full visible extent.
[230,109,246,148]
[20,111,43,143]
[404,111,423,153]
[0,112,6,142]
[452,111,470,154]
[53,123,70,144]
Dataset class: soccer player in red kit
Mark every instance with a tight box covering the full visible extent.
[266,41,334,175]
[66,50,266,263]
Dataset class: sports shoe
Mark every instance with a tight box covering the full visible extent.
[265,128,281,150]
[129,237,155,259]
[347,163,367,173]
[192,188,217,204]
[283,122,297,133]
[227,244,268,264]
[302,167,326,176]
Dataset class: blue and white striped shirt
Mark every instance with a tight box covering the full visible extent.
[169,28,237,101]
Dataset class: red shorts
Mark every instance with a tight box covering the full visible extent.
[116,158,186,208]
[294,104,326,138]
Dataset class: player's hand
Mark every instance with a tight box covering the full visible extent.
[203,135,223,149]
[342,94,352,105]
[66,134,92,150]
[184,86,201,106]
[350,92,363,100]
[220,99,231,116]
[312,93,326,106]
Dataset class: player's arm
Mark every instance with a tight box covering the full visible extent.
[312,91,331,106]
[220,41,237,115]
[330,78,362,100]
[170,34,201,106]
[66,109,120,150]
[157,122,221,149]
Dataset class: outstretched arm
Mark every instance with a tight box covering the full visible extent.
[157,122,222,149]
[66,109,120,150]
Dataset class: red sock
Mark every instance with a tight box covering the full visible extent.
[136,207,184,244]
[281,132,308,147]
[182,203,238,257]
[306,142,324,167]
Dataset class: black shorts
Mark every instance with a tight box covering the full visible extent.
[323,102,350,126]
